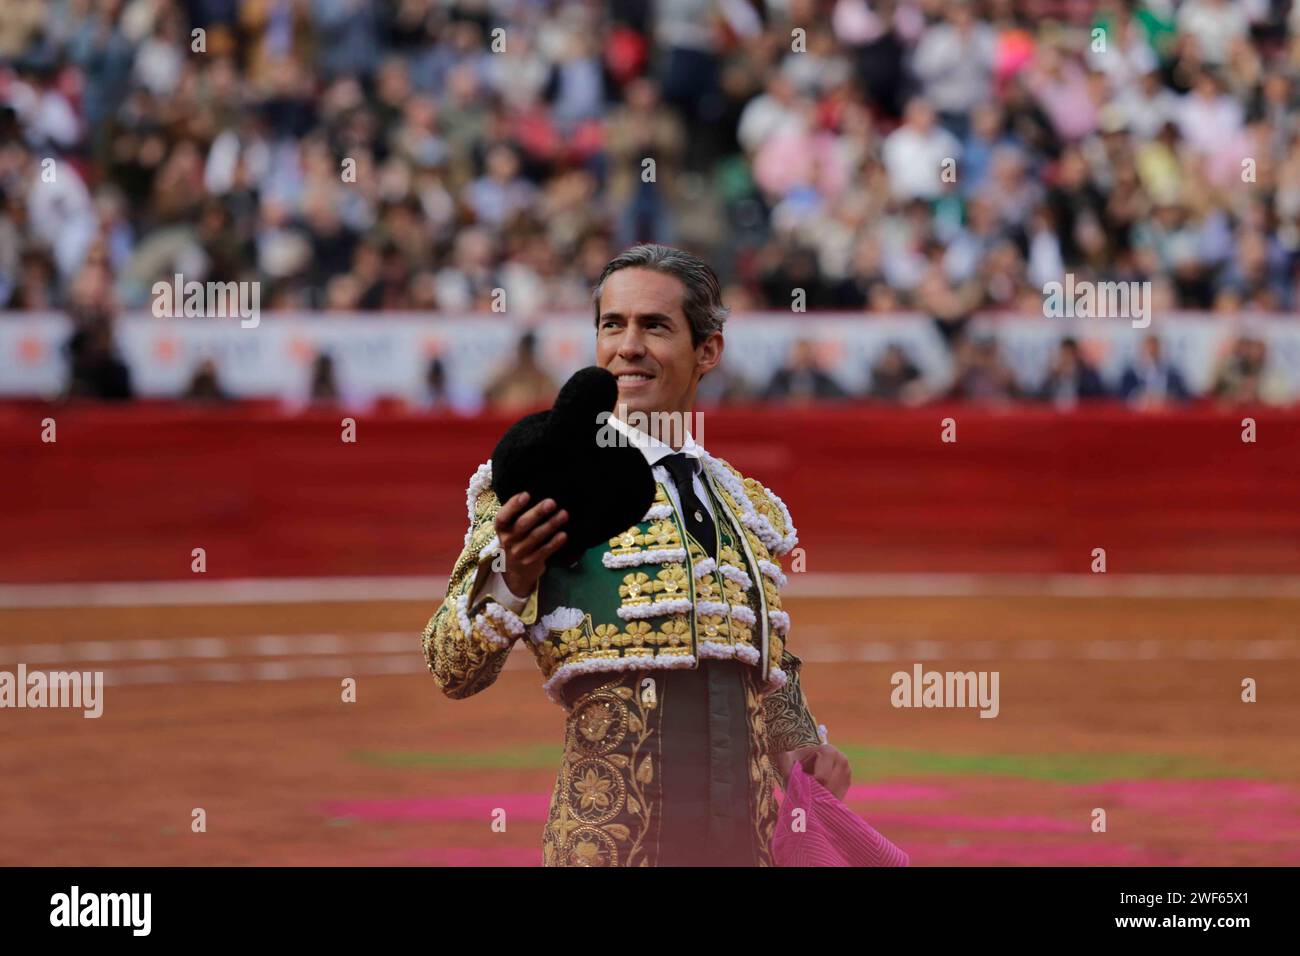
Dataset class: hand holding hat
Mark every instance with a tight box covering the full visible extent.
[491,366,657,573]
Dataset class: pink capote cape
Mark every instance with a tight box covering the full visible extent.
[771,761,909,867]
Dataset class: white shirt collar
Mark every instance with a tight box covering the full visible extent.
[605,412,704,468]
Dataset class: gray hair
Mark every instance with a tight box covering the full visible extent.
[592,244,729,346]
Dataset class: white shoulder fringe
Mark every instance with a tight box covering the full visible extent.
[699,640,762,666]
[602,547,687,569]
[616,598,694,621]
[464,460,495,549]
[757,559,788,587]
[765,665,788,694]
[455,590,525,650]
[698,452,798,557]
[542,652,699,707]
[527,605,585,645]
[641,503,674,522]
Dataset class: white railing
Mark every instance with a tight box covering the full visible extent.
[2,311,1298,401]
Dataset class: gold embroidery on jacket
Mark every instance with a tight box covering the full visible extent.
[609,527,643,557]
[644,520,682,549]
[745,669,779,866]
[608,520,682,559]
[654,564,688,603]
[619,571,654,607]
[695,569,720,601]
[762,650,822,753]
[526,465,788,685]
[615,564,689,614]
[698,613,729,641]
[543,676,659,867]
[535,613,695,675]
[422,504,514,698]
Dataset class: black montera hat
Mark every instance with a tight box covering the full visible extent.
[491,366,656,568]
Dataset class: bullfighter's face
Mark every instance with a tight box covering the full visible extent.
[594,267,722,427]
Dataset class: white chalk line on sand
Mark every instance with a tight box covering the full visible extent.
[0,632,1294,688]
[4,573,1300,609]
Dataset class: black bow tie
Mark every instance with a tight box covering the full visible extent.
[661,452,717,560]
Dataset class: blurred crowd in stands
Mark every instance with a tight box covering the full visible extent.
[437,327,1291,411]
[2,0,1299,408]
[61,322,1291,410]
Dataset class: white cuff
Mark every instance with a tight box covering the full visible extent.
[483,570,530,615]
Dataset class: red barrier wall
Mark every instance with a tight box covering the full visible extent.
[2,401,1298,583]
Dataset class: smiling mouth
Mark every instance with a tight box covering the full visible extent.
[615,371,656,384]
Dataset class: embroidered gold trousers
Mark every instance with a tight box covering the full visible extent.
[541,660,780,867]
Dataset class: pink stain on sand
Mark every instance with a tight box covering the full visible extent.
[843,783,950,802]
[864,813,1077,834]
[1066,779,1296,805]
[1066,780,1300,843]
[317,779,1300,865]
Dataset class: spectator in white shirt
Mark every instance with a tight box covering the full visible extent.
[1116,68,1183,141]
[737,73,802,155]
[1177,70,1244,156]
[881,97,962,201]
[1178,0,1249,67]
[911,0,996,138]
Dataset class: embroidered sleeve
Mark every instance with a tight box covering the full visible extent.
[421,463,530,699]
[711,456,797,558]
[742,476,798,557]
[763,649,822,752]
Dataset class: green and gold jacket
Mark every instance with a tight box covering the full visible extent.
[421,449,822,754]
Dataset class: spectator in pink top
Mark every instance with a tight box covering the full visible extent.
[1026,43,1098,143]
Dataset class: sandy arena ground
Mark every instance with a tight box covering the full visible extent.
[1,592,1297,866]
